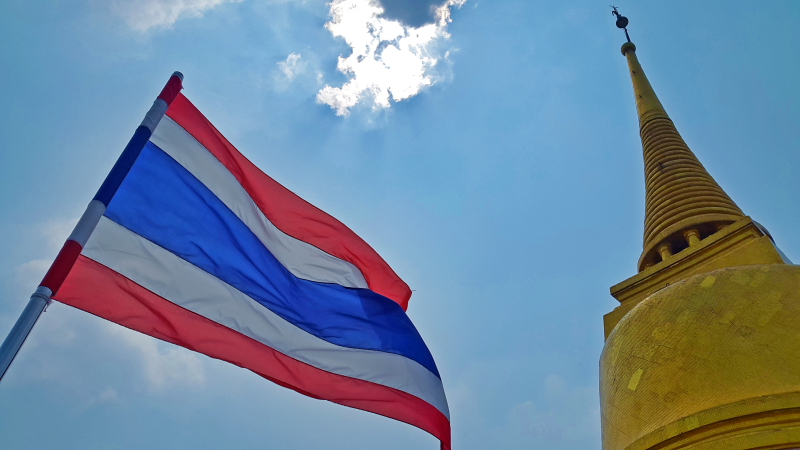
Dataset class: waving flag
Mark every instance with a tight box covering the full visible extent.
[19,74,450,449]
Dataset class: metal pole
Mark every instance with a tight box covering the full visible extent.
[0,287,51,381]
[0,71,184,383]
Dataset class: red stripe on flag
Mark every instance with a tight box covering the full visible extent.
[54,256,449,449]
[157,74,183,105]
[164,94,412,310]
[40,240,83,294]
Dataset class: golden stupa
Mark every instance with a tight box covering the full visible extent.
[601,13,800,450]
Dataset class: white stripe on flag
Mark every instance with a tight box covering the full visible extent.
[150,116,369,290]
[83,217,449,419]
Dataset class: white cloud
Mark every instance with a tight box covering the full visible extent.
[317,0,465,116]
[89,387,120,405]
[105,323,205,391]
[111,0,243,32]
[278,53,305,81]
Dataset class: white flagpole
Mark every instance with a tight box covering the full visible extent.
[0,72,184,382]
[0,287,52,381]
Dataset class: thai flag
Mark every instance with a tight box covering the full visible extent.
[42,74,450,448]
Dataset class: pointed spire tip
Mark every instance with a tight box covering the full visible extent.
[620,45,745,270]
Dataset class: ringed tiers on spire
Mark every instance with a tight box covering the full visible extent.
[622,43,745,271]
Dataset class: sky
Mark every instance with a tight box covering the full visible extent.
[1,1,799,449]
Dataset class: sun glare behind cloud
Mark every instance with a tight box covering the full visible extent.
[317,0,466,116]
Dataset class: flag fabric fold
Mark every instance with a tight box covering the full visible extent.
[53,93,450,449]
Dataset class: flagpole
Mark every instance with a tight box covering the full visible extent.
[0,72,184,382]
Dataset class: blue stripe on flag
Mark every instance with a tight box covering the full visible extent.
[104,142,440,378]
[93,125,152,206]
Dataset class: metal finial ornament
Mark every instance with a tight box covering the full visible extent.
[611,6,631,42]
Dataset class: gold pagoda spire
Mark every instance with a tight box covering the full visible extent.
[602,12,799,450]
[621,41,745,271]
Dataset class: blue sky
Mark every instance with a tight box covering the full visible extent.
[1,1,799,449]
